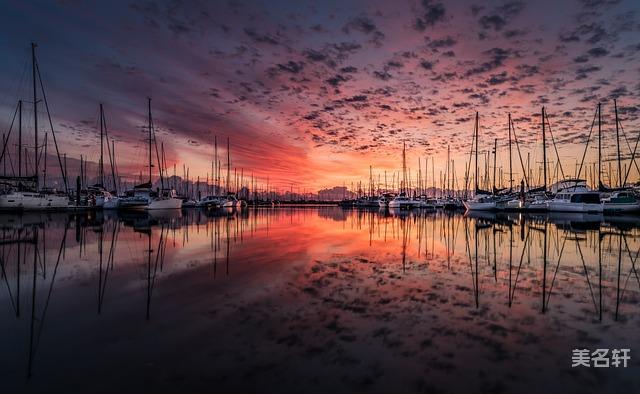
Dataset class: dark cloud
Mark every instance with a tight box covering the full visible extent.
[426,36,457,49]
[465,47,518,76]
[340,66,358,73]
[414,0,446,30]
[277,61,304,74]
[419,60,434,70]
[487,71,508,85]
[243,28,280,45]
[587,47,609,57]
[373,70,392,80]
[477,1,526,31]
[343,16,385,46]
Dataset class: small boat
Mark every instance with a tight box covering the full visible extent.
[463,194,498,211]
[222,193,238,208]
[388,193,414,209]
[378,193,394,208]
[602,191,640,213]
[547,191,603,213]
[147,188,182,210]
[418,196,436,210]
[195,195,220,208]
[0,190,68,211]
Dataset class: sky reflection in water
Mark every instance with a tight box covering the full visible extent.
[1,207,639,393]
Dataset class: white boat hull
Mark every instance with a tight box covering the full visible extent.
[0,192,68,210]
[463,201,496,211]
[547,202,603,213]
[602,202,640,213]
[146,197,182,210]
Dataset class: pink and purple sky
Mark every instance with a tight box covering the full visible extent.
[0,0,639,191]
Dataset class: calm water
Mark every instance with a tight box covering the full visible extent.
[1,207,639,393]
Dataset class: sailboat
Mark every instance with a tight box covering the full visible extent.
[388,142,417,209]
[0,44,68,210]
[93,104,119,209]
[463,113,501,211]
[119,98,182,210]
[547,105,602,213]
[601,100,640,213]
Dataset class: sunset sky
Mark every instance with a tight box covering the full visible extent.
[0,0,639,191]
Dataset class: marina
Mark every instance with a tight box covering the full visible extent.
[1,0,640,392]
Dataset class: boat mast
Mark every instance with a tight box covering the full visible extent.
[508,113,513,191]
[402,142,406,194]
[99,103,104,186]
[474,112,479,193]
[147,98,152,184]
[597,102,601,188]
[493,138,497,193]
[227,137,230,194]
[615,99,622,188]
[542,107,547,191]
[31,43,38,191]
[18,100,22,178]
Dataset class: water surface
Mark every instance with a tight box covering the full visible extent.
[1,207,639,393]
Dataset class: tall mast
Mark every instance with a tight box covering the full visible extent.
[402,142,407,194]
[474,112,479,192]
[542,107,547,191]
[32,43,39,190]
[597,102,602,187]
[18,100,22,178]
[227,137,230,194]
[214,135,218,193]
[615,99,622,187]
[447,144,451,196]
[99,103,104,186]
[508,113,513,191]
[493,138,497,193]
[147,98,152,184]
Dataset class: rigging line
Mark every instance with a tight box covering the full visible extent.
[0,252,18,315]
[575,239,598,314]
[575,108,598,182]
[151,117,164,190]
[102,106,118,193]
[622,235,640,290]
[34,222,68,354]
[544,110,567,180]
[0,102,19,165]
[510,226,529,305]
[509,117,529,188]
[545,236,566,309]
[619,119,640,185]
[35,62,67,192]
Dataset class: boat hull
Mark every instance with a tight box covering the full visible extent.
[547,202,603,213]
[0,192,68,211]
[463,201,496,211]
[602,202,640,213]
[147,198,182,210]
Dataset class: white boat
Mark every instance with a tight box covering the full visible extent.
[0,190,68,210]
[419,197,436,210]
[378,194,393,208]
[195,195,221,208]
[547,191,602,213]
[463,194,499,211]
[388,193,414,209]
[147,189,182,210]
[102,197,119,209]
[222,194,238,208]
[602,191,640,213]
[0,45,68,212]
